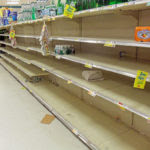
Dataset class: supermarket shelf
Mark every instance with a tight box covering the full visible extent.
[1,35,150,48]
[51,52,150,82]
[0,54,48,77]
[1,44,150,82]
[51,36,150,48]
[0,41,42,53]
[1,59,150,150]
[0,47,32,64]
[0,59,97,150]
[0,0,150,29]
[0,34,40,39]
[1,47,150,120]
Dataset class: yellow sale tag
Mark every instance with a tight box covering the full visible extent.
[67,80,72,84]
[134,70,148,89]
[42,68,46,71]
[104,41,116,47]
[52,17,55,20]
[64,4,76,19]
[118,102,125,111]
[88,91,96,97]
[84,63,92,69]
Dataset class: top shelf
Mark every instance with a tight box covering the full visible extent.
[0,0,150,29]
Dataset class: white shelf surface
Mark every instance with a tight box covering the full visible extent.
[1,54,48,77]
[1,47,150,120]
[1,59,150,150]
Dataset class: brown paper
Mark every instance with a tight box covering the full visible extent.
[41,114,55,124]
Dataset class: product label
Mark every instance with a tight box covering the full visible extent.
[137,30,150,40]
[64,4,76,19]
[134,70,148,89]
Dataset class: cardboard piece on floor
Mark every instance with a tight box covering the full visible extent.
[41,114,55,124]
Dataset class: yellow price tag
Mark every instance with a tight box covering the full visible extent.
[118,102,125,111]
[52,17,55,21]
[42,68,46,71]
[67,80,72,84]
[64,4,76,19]
[88,91,96,97]
[84,63,92,69]
[134,70,148,89]
[104,41,116,47]
[124,2,128,6]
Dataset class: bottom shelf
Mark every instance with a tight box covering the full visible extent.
[1,59,150,150]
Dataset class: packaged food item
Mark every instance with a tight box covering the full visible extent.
[135,26,150,42]
[55,45,75,55]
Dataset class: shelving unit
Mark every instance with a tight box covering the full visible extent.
[1,1,150,149]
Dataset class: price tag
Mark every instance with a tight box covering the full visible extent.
[88,91,96,97]
[52,17,55,21]
[67,80,72,84]
[104,41,116,47]
[48,17,51,21]
[55,55,61,59]
[64,4,76,19]
[118,102,126,111]
[84,63,92,69]
[134,70,148,89]
[72,129,79,135]
[42,68,46,71]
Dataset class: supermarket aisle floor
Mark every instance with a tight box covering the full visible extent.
[0,65,89,150]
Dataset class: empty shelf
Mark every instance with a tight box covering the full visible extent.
[1,54,48,77]
[1,59,150,150]
[51,36,150,48]
[1,48,150,119]
[51,52,150,82]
